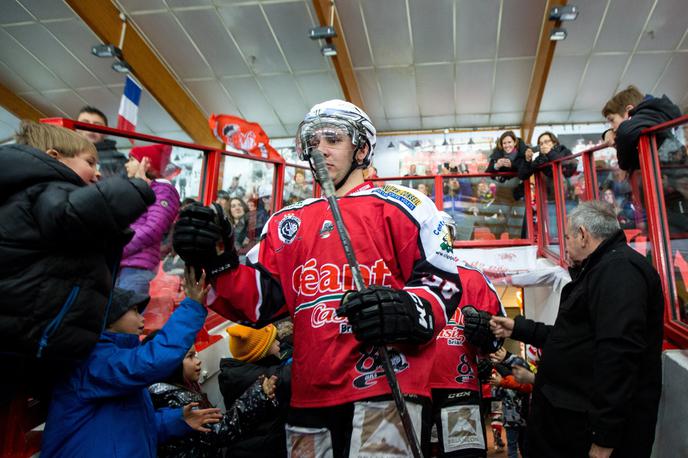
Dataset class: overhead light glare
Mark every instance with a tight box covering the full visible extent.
[92,44,123,59]
[549,27,567,41]
[321,44,337,57]
[549,5,579,21]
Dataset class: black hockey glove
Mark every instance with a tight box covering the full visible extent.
[338,285,434,346]
[462,305,502,353]
[172,202,239,277]
[477,357,493,383]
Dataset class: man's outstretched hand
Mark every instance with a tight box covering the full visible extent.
[489,316,515,338]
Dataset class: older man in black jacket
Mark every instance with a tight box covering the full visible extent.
[490,201,664,458]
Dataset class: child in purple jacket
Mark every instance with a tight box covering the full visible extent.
[117,144,180,294]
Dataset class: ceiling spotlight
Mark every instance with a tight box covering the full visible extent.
[321,44,337,57]
[549,5,579,22]
[91,44,123,59]
[309,26,336,40]
[549,27,568,41]
[112,58,132,73]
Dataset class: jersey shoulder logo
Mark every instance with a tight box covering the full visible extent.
[372,184,422,210]
[278,213,301,244]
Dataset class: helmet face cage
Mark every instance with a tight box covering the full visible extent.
[295,102,376,169]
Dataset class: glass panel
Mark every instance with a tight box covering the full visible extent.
[440,176,527,241]
[400,176,436,198]
[538,164,560,255]
[658,123,688,324]
[283,166,314,206]
[593,150,650,259]
[217,154,275,258]
[169,147,204,202]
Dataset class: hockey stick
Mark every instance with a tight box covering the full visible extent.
[310,149,423,458]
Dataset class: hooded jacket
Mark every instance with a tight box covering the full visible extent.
[148,378,276,458]
[40,297,207,458]
[0,144,154,362]
[511,230,663,454]
[218,354,292,458]
[615,94,682,171]
[121,180,180,272]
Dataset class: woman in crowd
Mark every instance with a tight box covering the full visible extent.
[228,197,250,254]
[518,131,574,180]
[486,131,530,181]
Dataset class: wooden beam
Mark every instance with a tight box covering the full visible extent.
[521,0,567,144]
[0,81,46,121]
[65,0,221,148]
[312,0,364,110]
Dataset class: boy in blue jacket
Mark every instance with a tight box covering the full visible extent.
[41,268,222,457]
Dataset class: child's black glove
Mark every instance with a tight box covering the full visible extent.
[173,202,239,277]
[338,285,434,345]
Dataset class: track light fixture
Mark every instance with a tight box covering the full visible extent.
[549,5,579,22]
[309,26,336,40]
[91,44,122,59]
[111,59,132,73]
[321,44,337,57]
[550,28,568,41]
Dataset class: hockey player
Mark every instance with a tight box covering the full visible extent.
[429,213,505,457]
[173,99,462,457]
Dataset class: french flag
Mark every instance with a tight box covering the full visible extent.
[117,75,142,135]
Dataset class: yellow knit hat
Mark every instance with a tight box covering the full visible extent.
[226,324,277,363]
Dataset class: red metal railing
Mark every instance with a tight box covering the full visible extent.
[637,114,688,347]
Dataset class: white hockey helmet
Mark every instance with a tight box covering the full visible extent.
[295,99,376,168]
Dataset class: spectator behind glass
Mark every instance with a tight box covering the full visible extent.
[602,186,636,229]
[145,329,278,458]
[1,121,153,404]
[118,144,181,295]
[602,85,681,172]
[228,197,250,254]
[485,131,530,182]
[519,131,575,180]
[76,106,127,178]
[285,169,312,204]
[215,190,231,216]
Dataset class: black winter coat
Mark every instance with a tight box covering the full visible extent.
[615,94,682,171]
[0,144,154,362]
[518,144,575,180]
[512,230,663,455]
[148,380,276,458]
[218,355,292,458]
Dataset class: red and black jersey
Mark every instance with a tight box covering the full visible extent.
[430,264,505,392]
[208,182,462,408]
